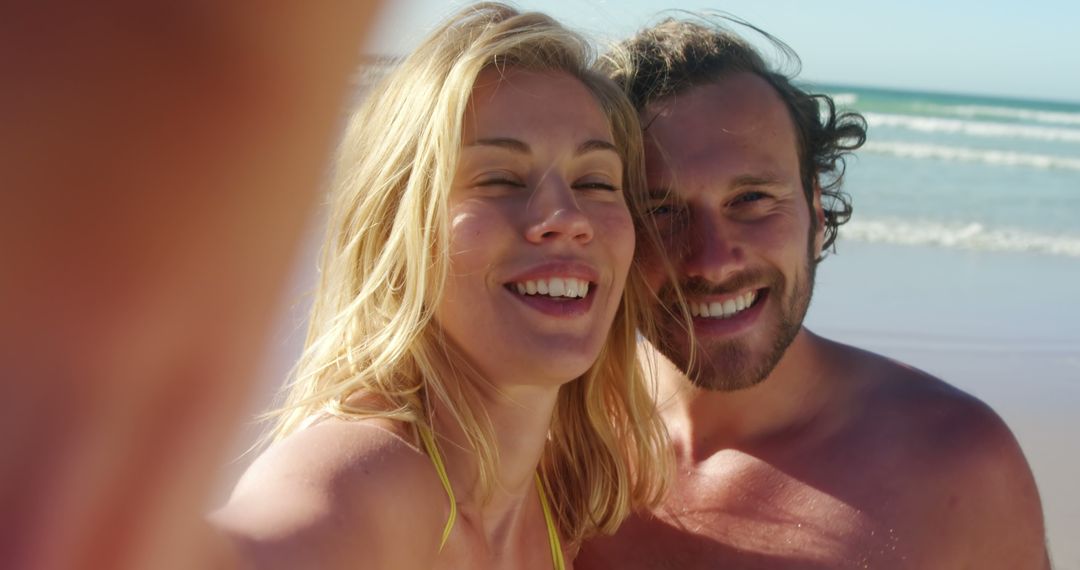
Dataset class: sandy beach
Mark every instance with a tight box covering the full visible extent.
[225,232,1080,567]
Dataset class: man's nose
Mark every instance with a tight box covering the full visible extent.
[524,177,594,245]
[683,213,746,284]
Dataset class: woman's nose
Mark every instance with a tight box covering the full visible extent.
[523,178,594,245]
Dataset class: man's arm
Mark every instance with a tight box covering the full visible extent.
[934,398,1049,570]
[1,2,382,568]
[870,359,1051,569]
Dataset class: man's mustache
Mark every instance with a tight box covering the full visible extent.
[658,271,774,302]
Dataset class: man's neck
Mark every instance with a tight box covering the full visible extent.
[651,328,842,462]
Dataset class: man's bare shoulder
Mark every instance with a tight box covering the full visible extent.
[212,417,447,570]
[821,338,1048,568]
[818,337,1023,468]
[580,338,1047,570]
[823,337,1017,452]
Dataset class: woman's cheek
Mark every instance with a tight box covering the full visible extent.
[447,201,502,258]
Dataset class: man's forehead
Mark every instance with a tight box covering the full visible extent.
[643,73,791,140]
[641,73,800,193]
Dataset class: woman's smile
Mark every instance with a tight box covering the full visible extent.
[502,261,600,318]
[436,67,635,387]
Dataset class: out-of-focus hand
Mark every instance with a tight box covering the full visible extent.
[0,2,383,568]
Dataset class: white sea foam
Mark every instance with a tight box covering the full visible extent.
[861,141,1080,171]
[865,112,1080,143]
[917,102,1080,126]
[840,218,1080,257]
[831,92,859,107]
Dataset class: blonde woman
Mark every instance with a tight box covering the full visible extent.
[212,4,669,569]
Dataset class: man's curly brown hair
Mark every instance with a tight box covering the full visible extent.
[598,15,867,257]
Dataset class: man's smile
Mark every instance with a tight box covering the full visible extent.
[687,289,761,319]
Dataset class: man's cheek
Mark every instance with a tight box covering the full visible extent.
[638,254,668,297]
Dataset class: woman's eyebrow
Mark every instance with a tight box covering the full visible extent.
[467,137,530,153]
[576,139,618,156]
[464,138,618,157]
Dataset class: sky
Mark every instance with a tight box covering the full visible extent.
[365,0,1080,104]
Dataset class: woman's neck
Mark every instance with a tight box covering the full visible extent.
[431,380,561,541]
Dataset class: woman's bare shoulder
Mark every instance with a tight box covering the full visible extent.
[211,417,448,570]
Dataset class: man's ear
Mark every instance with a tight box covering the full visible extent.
[812,181,826,256]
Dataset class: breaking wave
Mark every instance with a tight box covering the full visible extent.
[861,141,1080,171]
[916,102,1080,127]
[840,219,1080,257]
[864,112,1080,143]
[830,92,859,107]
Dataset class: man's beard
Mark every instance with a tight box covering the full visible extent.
[648,256,816,392]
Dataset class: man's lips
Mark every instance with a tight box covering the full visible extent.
[687,289,761,319]
[690,288,767,336]
[655,286,769,337]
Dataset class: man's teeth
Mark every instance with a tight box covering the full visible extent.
[689,291,758,319]
[513,277,590,299]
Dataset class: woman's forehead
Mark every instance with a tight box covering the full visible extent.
[462,67,615,146]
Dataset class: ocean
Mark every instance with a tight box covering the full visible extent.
[809,84,1080,258]
[797,88,1080,570]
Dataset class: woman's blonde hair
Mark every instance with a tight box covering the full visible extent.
[271,2,669,543]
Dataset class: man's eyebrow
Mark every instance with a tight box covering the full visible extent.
[644,175,781,201]
[646,188,679,201]
[731,174,784,187]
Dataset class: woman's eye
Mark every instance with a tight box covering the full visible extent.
[574,180,619,192]
[475,177,525,189]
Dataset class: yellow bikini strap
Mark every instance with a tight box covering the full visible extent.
[417,424,457,551]
[535,473,566,570]
[419,424,562,570]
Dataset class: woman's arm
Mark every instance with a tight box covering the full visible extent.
[1,2,382,569]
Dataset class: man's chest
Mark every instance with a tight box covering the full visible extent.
[580,462,933,570]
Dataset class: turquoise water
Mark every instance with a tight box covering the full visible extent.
[808,83,1080,258]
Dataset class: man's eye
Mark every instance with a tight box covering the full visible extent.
[732,191,768,205]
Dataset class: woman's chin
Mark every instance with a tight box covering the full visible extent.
[479,341,604,388]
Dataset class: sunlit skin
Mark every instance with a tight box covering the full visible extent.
[639,74,822,392]
[213,68,633,570]
[439,67,634,390]
[577,73,1048,569]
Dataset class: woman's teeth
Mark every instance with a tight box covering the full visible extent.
[689,291,758,319]
[512,277,590,299]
